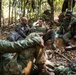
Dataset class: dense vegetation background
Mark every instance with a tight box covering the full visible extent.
[0,0,76,28]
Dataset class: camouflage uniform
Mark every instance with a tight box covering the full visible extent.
[54,65,76,75]
[59,17,76,34]
[31,24,55,43]
[31,23,56,50]
[0,33,46,75]
[54,58,76,75]
[7,23,30,41]
[62,0,75,13]
[54,59,76,75]
[63,18,76,44]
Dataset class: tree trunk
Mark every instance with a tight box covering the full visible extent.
[23,0,25,17]
[0,0,2,27]
[15,5,17,25]
[68,0,73,10]
[19,2,21,22]
[51,0,54,21]
[21,0,23,17]
[11,3,14,24]
[47,0,54,21]
[8,0,11,26]
[38,0,41,17]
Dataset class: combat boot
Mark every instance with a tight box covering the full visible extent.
[66,42,72,46]
[65,44,76,50]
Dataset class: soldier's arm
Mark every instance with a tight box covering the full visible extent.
[68,18,76,30]
[0,35,41,53]
[70,18,76,26]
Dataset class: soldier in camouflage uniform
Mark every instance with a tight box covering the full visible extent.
[59,10,76,35]
[7,17,30,41]
[62,11,76,49]
[0,33,46,75]
[0,17,30,72]
[32,18,56,50]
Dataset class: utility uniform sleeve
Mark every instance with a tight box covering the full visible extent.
[54,65,76,75]
[60,18,66,29]
[0,33,41,53]
[69,17,76,26]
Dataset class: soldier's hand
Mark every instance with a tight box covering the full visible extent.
[67,25,71,31]
[40,37,44,47]
[63,29,65,34]
[46,25,49,30]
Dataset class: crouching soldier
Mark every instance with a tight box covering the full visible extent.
[58,10,75,37]
[63,17,76,50]
[0,33,46,75]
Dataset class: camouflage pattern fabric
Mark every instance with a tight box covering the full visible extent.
[59,17,76,34]
[0,33,41,53]
[0,33,46,75]
[54,65,76,75]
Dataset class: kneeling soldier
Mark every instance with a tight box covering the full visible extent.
[0,33,46,75]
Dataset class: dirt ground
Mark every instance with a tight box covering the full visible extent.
[45,38,76,66]
[45,25,76,66]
